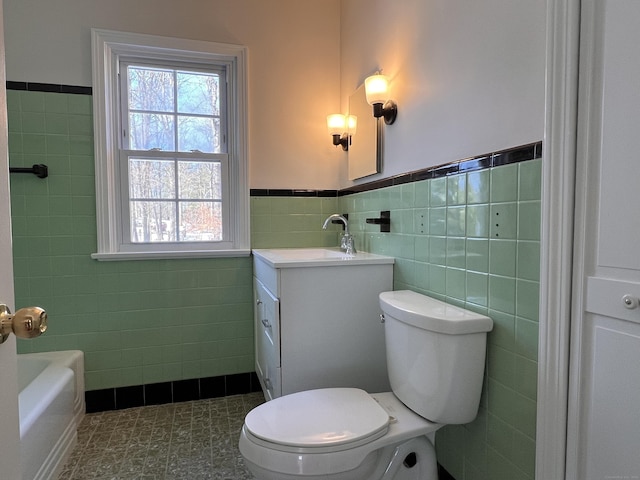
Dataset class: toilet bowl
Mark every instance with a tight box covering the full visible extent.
[239,290,493,480]
[239,388,440,480]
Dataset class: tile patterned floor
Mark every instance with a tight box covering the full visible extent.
[57,392,264,480]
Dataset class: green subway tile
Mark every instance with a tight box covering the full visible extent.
[515,355,538,401]
[387,185,402,208]
[68,94,92,115]
[69,135,94,155]
[395,258,416,287]
[22,133,47,154]
[488,345,516,388]
[466,238,489,272]
[429,207,446,235]
[415,208,429,235]
[489,239,517,277]
[396,209,415,234]
[516,280,540,321]
[519,159,542,201]
[490,163,518,203]
[447,174,466,205]
[512,393,537,439]
[518,201,541,241]
[467,271,488,307]
[46,135,70,154]
[400,183,415,208]
[517,241,540,281]
[515,317,539,361]
[21,112,46,133]
[20,91,45,112]
[446,237,466,268]
[511,429,536,476]
[45,114,69,134]
[44,92,69,113]
[68,114,93,135]
[429,264,446,295]
[487,414,514,461]
[489,275,516,314]
[446,267,466,300]
[467,204,490,238]
[430,177,447,206]
[467,169,491,204]
[447,206,466,236]
[414,236,429,262]
[429,236,446,265]
[6,90,21,112]
[490,203,517,239]
[414,180,430,207]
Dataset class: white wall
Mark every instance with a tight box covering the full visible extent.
[3,0,343,190]
[3,0,546,191]
[340,0,546,188]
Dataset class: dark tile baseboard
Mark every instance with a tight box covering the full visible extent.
[85,372,262,413]
[438,464,456,480]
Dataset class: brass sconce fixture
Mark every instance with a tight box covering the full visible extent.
[364,74,397,125]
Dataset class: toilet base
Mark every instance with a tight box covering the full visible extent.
[242,435,438,480]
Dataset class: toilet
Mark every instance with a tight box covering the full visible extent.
[239,290,493,480]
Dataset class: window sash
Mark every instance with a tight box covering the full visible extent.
[119,59,228,155]
[91,29,249,260]
[118,150,231,251]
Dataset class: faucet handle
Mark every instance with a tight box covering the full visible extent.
[343,233,356,255]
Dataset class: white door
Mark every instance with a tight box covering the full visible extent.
[566,0,640,478]
[0,0,23,478]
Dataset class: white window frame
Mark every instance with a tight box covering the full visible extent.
[91,29,250,260]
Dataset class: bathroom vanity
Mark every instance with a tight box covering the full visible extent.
[252,248,394,400]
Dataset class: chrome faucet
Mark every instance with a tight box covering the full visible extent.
[322,214,356,255]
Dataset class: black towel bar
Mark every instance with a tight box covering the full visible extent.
[9,164,48,178]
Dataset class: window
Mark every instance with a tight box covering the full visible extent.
[91,30,249,260]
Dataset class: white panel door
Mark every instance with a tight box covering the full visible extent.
[568,0,640,478]
[0,0,22,477]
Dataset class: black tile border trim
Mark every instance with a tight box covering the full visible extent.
[250,141,542,198]
[85,372,262,413]
[6,81,92,95]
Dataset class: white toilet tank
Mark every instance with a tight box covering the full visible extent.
[379,290,493,425]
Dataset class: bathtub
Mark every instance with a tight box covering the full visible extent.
[18,350,85,480]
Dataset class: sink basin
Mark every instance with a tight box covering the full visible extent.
[252,248,394,268]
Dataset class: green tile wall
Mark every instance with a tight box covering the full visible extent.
[338,159,541,480]
[8,87,539,480]
[250,196,340,248]
[8,90,255,391]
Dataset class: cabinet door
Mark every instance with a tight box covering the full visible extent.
[254,278,281,400]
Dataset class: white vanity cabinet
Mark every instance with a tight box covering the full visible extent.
[252,248,394,400]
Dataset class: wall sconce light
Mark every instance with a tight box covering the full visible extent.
[327,114,357,151]
[364,74,398,125]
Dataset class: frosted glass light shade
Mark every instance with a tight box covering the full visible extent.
[347,115,357,135]
[364,74,389,105]
[327,114,346,135]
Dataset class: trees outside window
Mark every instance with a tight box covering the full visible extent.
[91,30,249,260]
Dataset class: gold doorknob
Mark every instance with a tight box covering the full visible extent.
[0,304,48,344]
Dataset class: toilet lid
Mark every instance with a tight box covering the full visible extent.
[244,388,391,448]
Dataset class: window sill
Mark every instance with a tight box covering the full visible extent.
[91,249,251,261]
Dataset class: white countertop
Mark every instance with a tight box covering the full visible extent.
[252,248,395,268]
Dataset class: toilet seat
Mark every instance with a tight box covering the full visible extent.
[244,388,391,452]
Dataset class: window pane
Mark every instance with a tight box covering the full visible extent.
[177,71,220,115]
[129,158,175,199]
[129,113,175,150]
[179,201,222,241]
[128,67,174,112]
[130,201,176,242]
[178,116,219,153]
[178,161,222,199]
